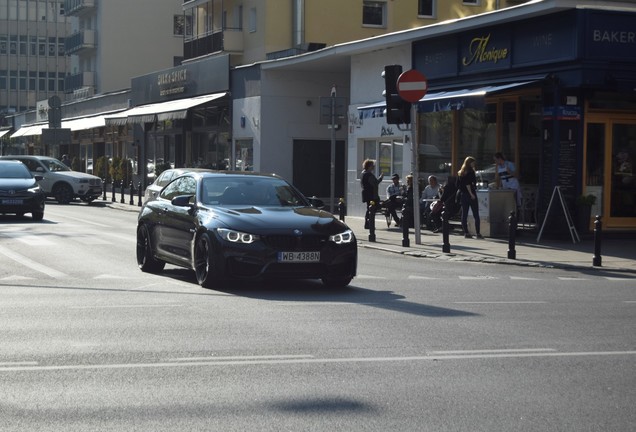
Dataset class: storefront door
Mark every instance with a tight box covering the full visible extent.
[585,116,636,228]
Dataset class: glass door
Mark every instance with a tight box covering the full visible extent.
[609,122,636,225]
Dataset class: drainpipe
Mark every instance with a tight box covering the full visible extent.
[293,0,305,48]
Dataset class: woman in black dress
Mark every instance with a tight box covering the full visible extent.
[458,156,483,239]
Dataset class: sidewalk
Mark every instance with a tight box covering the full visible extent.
[102,199,635,273]
[342,214,636,273]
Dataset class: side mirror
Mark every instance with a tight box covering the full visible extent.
[307,196,324,209]
[34,175,44,182]
[171,195,195,208]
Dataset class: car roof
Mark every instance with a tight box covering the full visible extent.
[194,171,282,179]
[0,159,25,165]
[0,155,55,160]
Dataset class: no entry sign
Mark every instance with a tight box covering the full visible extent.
[397,69,428,103]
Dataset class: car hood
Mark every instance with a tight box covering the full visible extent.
[51,171,101,181]
[211,206,350,235]
[0,178,37,189]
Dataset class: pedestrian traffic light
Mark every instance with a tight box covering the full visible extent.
[382,65,411,125]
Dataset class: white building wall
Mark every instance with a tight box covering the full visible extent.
[348,45,413,217]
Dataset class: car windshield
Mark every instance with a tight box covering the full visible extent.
[1,164,32,179]
[42,159,71,172]
[201,176,308,207]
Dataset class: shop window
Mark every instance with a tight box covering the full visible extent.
[363,1,386,27]
[359,139,403,179]
[458,106,496,176]
[234,139,253,171]
[419,111,453,181]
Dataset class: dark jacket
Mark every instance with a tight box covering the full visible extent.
[361,170,382,203]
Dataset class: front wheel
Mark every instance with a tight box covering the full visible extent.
[32,211,44,222]
[53,183,73,204]
[136,225,165,273]
[194,233,221,288]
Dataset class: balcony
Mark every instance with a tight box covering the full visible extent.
[64,71,95,93]
[65,30,96,55]
[184,28,243,60]
[64,0,96,16]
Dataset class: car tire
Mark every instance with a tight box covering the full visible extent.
[194,233,221,288]
[321,277,353,288]
[32,211,44,222]
[53,183,73,204]
[136,224,165,273]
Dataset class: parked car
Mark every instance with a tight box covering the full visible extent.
[0,155,103,204]
[144,168,213,203]
[0,160,46,221]
[136,171,357,288]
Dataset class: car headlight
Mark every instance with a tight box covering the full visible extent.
[329,229,354,244]
[28,185,41,193]
[217,228,259,244]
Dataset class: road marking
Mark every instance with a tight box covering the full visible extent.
[0,245,67,279]
[166,355,314,362]
[558,277,588,280]
[408,275,439,279]
[43,212,110,228]
[356,275,388,279]
[510,276,541,280]
[459,276,499,280]
[605,277,636,281]
[0,275,35,281]
[69,304,184,309]
[454,301,547,304]
[0,361,38,366]
[428,348,556,355]
[1,233,54,245]
[1,350,635,372]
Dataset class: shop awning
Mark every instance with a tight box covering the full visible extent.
[357,80,542,118]
[105,92,228,125]
[10,124,46,138]
[0,129,10,138]
[62,110,126,131]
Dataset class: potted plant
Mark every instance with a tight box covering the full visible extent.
[575,194,597,233]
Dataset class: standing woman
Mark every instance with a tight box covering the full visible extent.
[494,152,523,208]
[360,159,384,229]
[458,156,483,239]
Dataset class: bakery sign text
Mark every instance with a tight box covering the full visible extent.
[462,34,509,66]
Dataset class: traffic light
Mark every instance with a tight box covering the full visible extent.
[382,65,411,125]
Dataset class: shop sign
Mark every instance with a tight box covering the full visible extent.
[543,106,581,120]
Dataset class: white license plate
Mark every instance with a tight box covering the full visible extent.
[278,251,320,262]
[2,199,23,205]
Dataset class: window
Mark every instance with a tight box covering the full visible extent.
[248,7,256,32]
[363,1,386,27]
[418,0,434,17]
[19,71,27,90]
[174,15,185,35]
[463,0,479,4]
[360,139,403,180]
[0,36,6,55]
[0,70,6,90]
[39,72,46,91]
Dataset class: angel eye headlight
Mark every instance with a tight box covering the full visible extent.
[329,229,354,244]
[217,228,259,244]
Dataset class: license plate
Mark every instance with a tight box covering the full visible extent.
[278,251,320,262]
[2,199,23,205]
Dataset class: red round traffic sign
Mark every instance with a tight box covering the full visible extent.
[397,69,428,103]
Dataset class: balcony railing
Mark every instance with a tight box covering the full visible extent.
[184,28,243,60]
[64,0,96,16]
[65,30,96,55]
[64,71,95,93]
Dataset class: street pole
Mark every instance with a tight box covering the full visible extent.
[411,103,421,244]
[330,85,337,214]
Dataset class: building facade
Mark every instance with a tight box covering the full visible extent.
[0,0,70,125]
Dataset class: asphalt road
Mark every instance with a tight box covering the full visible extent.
[1,202,635,431]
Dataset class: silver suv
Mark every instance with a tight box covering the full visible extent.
[0,155,103,204]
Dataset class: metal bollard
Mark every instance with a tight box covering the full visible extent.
[137,182,143,207]
[111,180,116,202]
[338,197,346,222]
[593,215,602,267]
[507,211,517,259]
[402,208,410,247]
[120,181,125,204]
[129,181,135,205]
[103,179,107,201]
[442,209,451,253]
[367,201,376,242]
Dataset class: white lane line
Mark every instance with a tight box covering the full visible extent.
[606,277,636,281]
[166,355,314,362]
[0,245,67,279]
[454,301,547,305]
[408,275,440,280]
[2,350,635,372]
[623,301,636,303]
[428,348,556,355]
[42,212,110,228]
[356,275,388,279]
[459,276,499,280]
[69,304,184,309]
[0,361,38,366]
[558,277,588,280]
[1,233,55,246]
[510,276,541,280]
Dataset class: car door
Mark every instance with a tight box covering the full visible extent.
[19,158,54,194]
[153,175,198,266]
